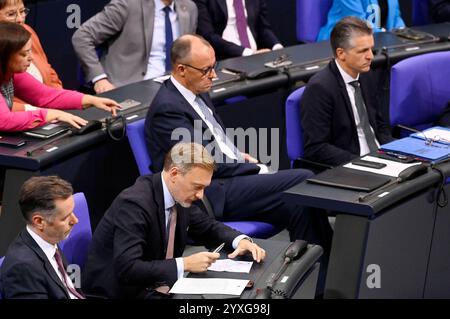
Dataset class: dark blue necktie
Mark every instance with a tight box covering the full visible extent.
[163,6,173,72]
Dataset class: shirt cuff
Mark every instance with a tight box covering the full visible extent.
[242,48,253,56]
[92,74,108,84]
[272,43,284,50]
[175,257,184,279]
[232,235,252,249]
[257,164,270,174]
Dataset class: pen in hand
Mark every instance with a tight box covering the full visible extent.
[213,242,225,254]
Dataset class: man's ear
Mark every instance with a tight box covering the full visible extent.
[335,48,345,61]
[31,213,46,231]
[168,166,180,183]
[177,64,186,77]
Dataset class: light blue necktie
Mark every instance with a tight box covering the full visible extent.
[195,96,243,160]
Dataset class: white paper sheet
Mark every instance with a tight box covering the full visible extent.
[169,278,249,295]
[417,128,450,144]
[207,259,253,273]
[343,155,422,177]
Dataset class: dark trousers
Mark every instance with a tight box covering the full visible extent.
[206,169,333,252]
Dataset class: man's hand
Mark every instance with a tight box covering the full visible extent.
[183,251,220,273]
[242,152,259,163]
[228,239,266,263]
[254,48,271,55]
[93,78,115,94]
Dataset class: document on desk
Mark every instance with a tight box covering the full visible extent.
[344,155,422,177]
[411,126,450,145]
[169,278,249,295]
[207,259,253,273]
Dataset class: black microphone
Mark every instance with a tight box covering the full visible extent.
[284,240,308,262]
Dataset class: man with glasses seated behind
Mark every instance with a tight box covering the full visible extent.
[0,0,63,112]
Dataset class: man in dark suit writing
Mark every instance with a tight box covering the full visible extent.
[82,142,265,298]
[145,34,333,254]
[301,16,393,167]
[1,176,84,299]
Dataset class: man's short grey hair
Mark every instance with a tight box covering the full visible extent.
[163,142,216,174]
[170,34,212,66]
[330,16,373,57]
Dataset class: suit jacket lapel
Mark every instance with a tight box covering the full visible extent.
[166,80,214,132]
[330,61,358,134]
[199,92,227,130]
[216,0,228,21]
[142,0,155,61]
[21,230,69,298]
[151,173,168,250]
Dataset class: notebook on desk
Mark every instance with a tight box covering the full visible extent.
[380,136,450,163]
[24,123,70,139]
[307,166,391,192]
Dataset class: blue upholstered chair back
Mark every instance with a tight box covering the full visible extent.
[285,87,306,168]
[0,256,3,299]
[59,192,92,271]
[412,0,430,26]
[296,0,332,43]
[126,119,279,238]
[390,52,450,133]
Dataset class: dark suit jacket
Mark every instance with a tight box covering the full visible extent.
[430,0,450,23]
[145,80,260,216]
[0,230,71,299]
[194,0,280,59]
[145,79,261,215]
[82,173,241,299]
[300,60,393,167]
[436,101,450,127]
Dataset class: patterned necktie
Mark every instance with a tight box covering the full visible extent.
[163,6,173,72]
[233,0,251,48]
[195,96,243,160]
[154,205,177,295]
[349,81,379,153]
[165,205,177,259]
[54,248,85,299]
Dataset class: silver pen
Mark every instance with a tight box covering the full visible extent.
[213,242,225,253]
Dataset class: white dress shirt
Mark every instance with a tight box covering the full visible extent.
[26,226,79,299]
[144,0,180,80]
[93,0,180,83]
[335,60,380,156]
[161,174,249,279]
[161,175,185,279]
[170,76,270,174]
[170,76,239,160]
[222,0,282,56]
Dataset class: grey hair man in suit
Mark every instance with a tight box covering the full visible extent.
[82,142,265,299]
[1,176,83,299]
[72,0,198,93]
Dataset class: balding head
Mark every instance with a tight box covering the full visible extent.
[171,34,212,67]
[170,34,217,94]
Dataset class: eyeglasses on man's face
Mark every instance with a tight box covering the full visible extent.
[3,7,30,21]
[182,62,217,77]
